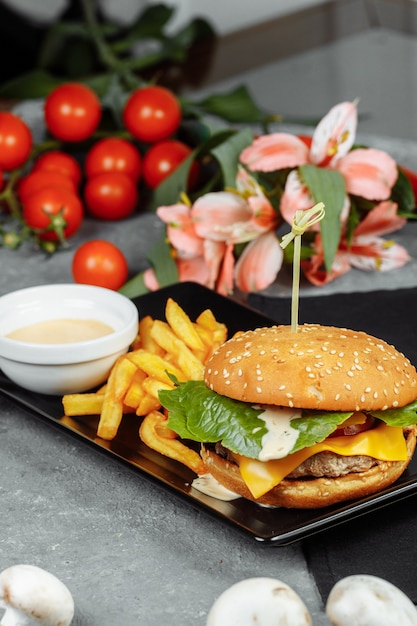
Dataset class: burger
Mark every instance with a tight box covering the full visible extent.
[158,324,417,508]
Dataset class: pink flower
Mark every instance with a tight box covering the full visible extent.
[240,101,398,227]
[153,173,281,295]
[303,201,409,285]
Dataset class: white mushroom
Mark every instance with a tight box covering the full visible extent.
[0,564,74,626]
[326,574,417,626]
[206,577,312,625]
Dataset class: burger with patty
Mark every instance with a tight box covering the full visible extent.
[158,324,417,508]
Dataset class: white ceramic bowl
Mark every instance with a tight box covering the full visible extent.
[0,284,139,395]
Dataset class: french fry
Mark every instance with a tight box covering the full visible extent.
[138,315,164,355]
[150,320,204,380]
[135,393,162,416]
[165,297,205,352]
[112,357,138,400]
[62,393,104,416]
[127,349,185,384]
[139,410,206,475]
[123,368,148,409]
[142,376,175,400]
[96,357,126,440]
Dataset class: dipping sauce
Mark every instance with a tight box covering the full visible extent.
[192,474,241,501]
[6,319,114,344]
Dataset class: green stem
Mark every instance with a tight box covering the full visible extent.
[80,0,139,90]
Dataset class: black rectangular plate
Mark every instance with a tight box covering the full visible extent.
[1,281,417,545]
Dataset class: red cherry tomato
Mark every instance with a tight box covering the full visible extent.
[72,239,128,290]
[0,112,33,171]
[18,170,77,203]
[142,140,199,189]
[122,85,181,143]
[44,82,101,142]
[84,171,138,220]
[22,187,83,241]
[85,138,142,182]
[34,151,82,187]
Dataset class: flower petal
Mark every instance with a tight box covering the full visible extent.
[192,192,253,242]
[343,239,410,272]
[143,268,160,291]
[216,243,236,295]
[310,101,357,166]
[353,201,406,238]
[240,133,309,172]
[280,170,315,225]
[203,239,227,289]
[176,256,211,285]
[234,232,283,292]
[336,148,398,200]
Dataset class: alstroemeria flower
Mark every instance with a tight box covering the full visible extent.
[154,178,280,295]
[157,202,204,258]
[303,201,409,285]
[240,101,398,224]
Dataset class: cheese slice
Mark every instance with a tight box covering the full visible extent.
[235,423,407,499]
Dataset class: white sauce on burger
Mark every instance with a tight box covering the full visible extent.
[192,474,241,501]
[256,405,301,461]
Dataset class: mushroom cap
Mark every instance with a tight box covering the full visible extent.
[326,574,417,626]
[0,564,74,626]
[206,577,312,626]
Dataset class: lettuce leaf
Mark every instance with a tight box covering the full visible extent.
[370,399,417,427]
[158,382,417,459]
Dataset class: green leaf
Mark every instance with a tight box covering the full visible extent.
[289,411,353,453]
[160,381,266,458]
[119,273,149,298]
[299,164,346,270]
[370,398,417,427]
[194,85,268,124]
[147,231,178,287]
[0,70,62,99]
[148,152,197,211]
[211,128,254,188]
[124,4,175,39]
[392,167,416,216]
[168,17,216,50]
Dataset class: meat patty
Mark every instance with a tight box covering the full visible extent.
[287,450,377,478]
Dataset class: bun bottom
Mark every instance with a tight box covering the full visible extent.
[201,427,417,509]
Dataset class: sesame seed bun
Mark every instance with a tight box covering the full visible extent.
[204,324,417,412]
[202,324,417,508]
[201,426,417,508]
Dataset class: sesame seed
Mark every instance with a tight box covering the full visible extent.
[256,386,262,393]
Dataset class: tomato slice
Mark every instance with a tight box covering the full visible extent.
[329,413,376,437]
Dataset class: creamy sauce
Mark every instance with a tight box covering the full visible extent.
[192,474,241,501]
[6,319,114,344]
[256,405,301,461]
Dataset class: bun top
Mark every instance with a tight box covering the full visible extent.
[204,324,417,411]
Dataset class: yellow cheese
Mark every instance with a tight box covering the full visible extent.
[235,423,407,499]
